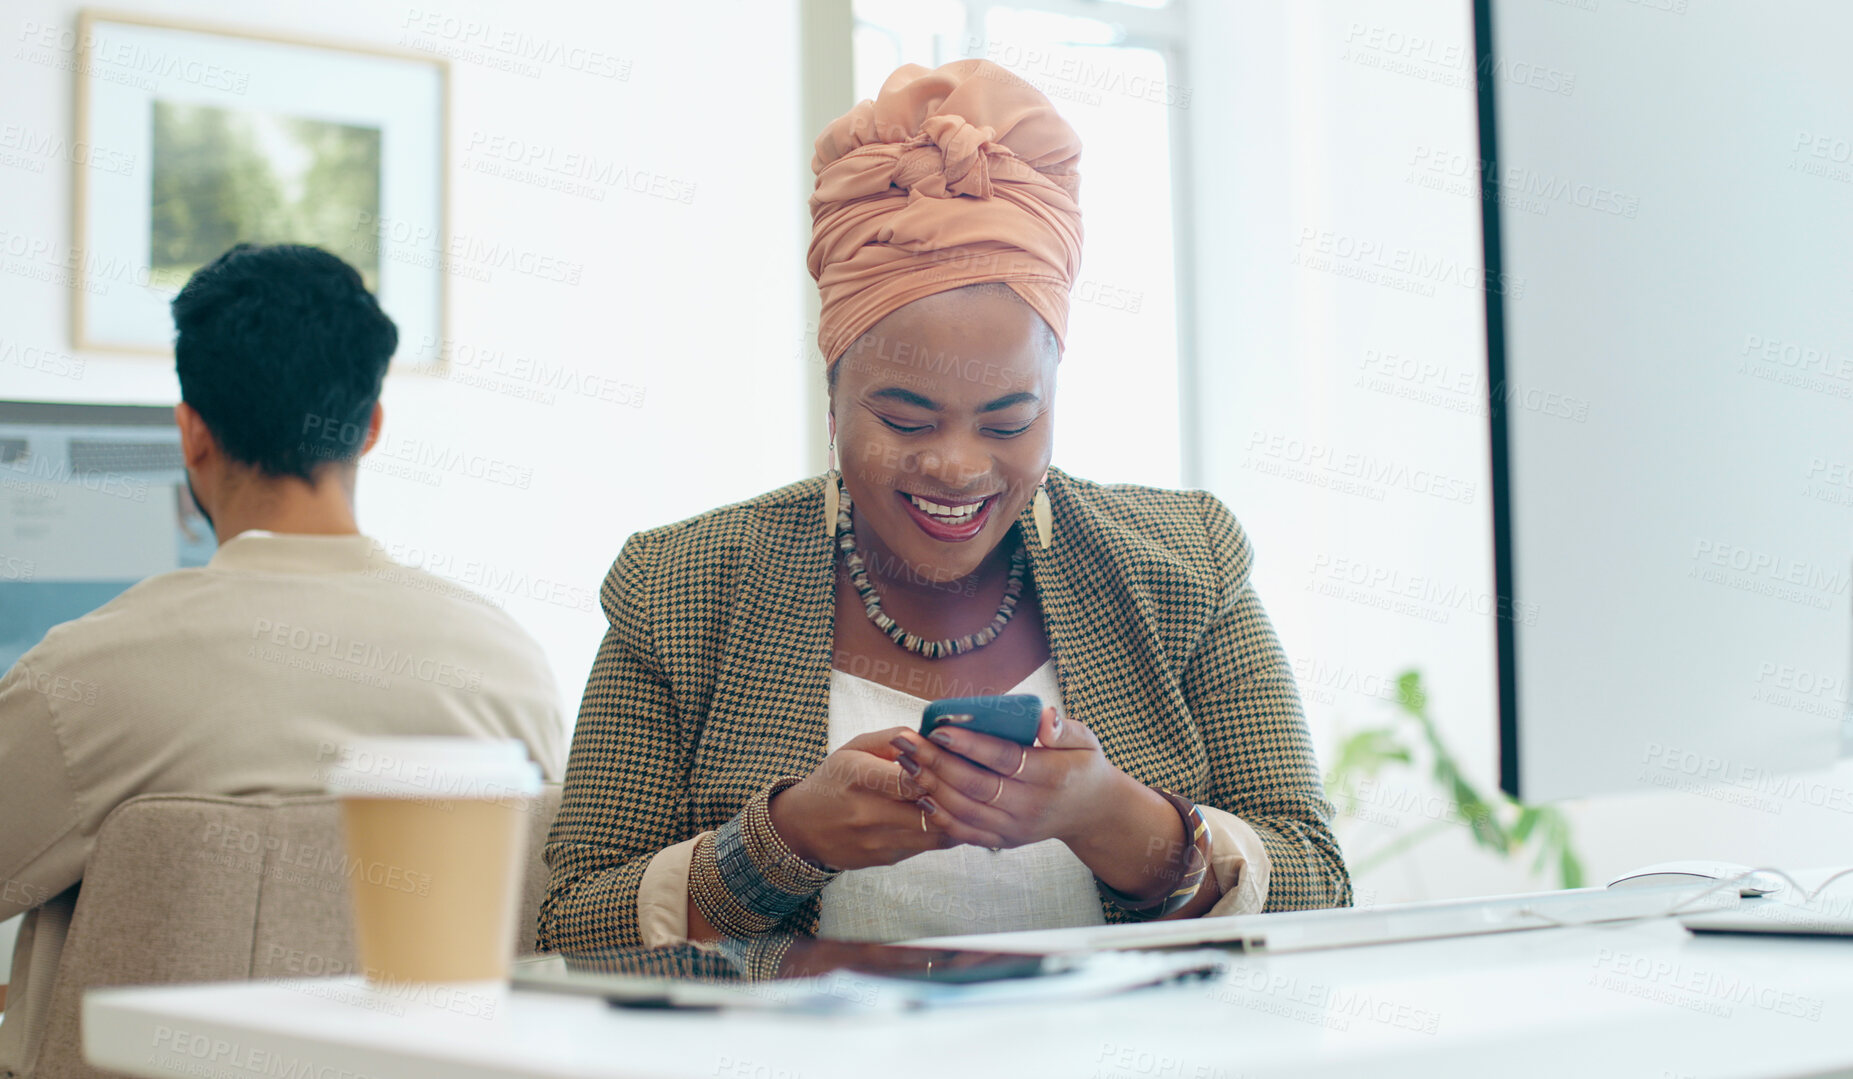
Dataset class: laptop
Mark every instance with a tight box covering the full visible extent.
[910,884,1730,956]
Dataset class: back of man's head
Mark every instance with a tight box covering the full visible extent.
[172,244,397,481]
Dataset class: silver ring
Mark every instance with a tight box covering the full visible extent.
[1011,745,1028,778]
[920,808,928,832]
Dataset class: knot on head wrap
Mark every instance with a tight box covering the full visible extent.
[808,59,1083,368]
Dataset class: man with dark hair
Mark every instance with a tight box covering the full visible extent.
[172,242,400,490]
[0,245,564,1072]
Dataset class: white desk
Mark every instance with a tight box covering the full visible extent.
[85,919,1853,1079]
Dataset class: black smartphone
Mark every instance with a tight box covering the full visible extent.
[920,694,1042,746]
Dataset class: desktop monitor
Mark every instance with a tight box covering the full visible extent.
[1476,2,1853,801]
[0,400,216,673]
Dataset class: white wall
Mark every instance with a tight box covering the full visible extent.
[0,0,808,718]
[1194,0,1851,902]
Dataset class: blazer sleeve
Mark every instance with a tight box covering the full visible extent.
[1183,492,1352,912]
[537,531,693,952]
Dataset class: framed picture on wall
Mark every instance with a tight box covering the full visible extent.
[72,10,447,369]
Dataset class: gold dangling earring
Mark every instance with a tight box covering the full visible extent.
[1032,473,1052,550]
[823,433,840,537]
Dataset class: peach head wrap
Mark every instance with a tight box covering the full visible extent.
[808,59,1083,368]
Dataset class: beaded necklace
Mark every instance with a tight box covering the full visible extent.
[834,479,1026,659]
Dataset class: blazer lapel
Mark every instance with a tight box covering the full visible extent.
[1018,469,1198,793]
[692,477,837,823]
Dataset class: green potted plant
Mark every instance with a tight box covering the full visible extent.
[1325,670,1583,887]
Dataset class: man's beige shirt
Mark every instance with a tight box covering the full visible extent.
[0,532,567,1069]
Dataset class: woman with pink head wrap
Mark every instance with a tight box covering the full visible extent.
[543,61,1348,957]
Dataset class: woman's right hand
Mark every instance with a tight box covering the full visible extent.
[767,727,942,870]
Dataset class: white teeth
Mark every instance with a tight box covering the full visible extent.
[909,493,983,523]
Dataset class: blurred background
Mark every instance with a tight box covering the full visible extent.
[3,0,1846,929]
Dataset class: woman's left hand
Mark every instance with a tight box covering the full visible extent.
[890,706,1127,851]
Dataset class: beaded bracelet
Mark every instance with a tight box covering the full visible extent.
[690,777,839,938]
[710,933,799,982]
[1094,789,1210,920]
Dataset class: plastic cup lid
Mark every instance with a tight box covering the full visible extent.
[323,737,541,800]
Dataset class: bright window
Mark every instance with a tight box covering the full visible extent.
[851,0,1188,488]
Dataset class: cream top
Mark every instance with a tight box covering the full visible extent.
[818,659,1105,940]
[635,660,1272,947]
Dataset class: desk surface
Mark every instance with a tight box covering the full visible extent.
[85,919,1853,1079]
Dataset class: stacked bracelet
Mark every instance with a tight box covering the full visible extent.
[710,932,800,982]
[1095,789,1211,920]
[690,777,840,938]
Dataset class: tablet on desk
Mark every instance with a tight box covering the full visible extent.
[513,938,1224,1012]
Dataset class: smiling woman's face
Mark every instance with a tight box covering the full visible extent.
[829,284,1057,584]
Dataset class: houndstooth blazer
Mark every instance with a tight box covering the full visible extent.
[538,468,1350,953]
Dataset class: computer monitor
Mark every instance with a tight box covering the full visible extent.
[1476,2,1853,801]
[0,400,216,673]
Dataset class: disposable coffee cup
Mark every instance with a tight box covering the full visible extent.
[326,737,541,993]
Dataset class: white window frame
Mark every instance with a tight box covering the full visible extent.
[848,0,1203,485]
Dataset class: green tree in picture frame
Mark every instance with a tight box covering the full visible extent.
[1325,670,1584,888]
